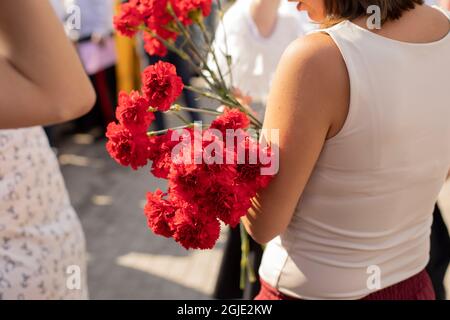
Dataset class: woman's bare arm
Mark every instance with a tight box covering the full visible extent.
[242,33,350,244]
[250,0,281,38]
[0,0,96,129]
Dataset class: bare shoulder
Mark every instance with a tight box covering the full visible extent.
[272,32,350,138]
[279,32,347,82]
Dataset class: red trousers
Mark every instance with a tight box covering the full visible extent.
[255,269,436,300]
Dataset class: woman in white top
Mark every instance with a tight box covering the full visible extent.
[0,1,95,299]
[243,0,450,300]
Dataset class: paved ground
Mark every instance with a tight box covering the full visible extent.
[57,120,450,300]
[58,109,227,299]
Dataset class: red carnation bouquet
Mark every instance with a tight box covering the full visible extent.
[108,0,277,288]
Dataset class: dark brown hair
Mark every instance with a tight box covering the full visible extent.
[323,0,424,26]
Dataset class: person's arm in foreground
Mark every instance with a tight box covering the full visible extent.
[0,0,95,129]
[250,0,281,38]
[242,33,351,244]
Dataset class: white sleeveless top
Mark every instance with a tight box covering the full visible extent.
[259,8,450,300]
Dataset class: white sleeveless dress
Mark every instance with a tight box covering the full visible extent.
[0,127,88,299]
[259,8,450,299]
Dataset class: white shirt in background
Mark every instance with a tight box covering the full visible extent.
[211,0,314,104]
[64,0,114,41]
[49,0,66,22]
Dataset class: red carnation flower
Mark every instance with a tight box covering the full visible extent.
[171,202,221,250]
[168,129,239,202]
[150,151,174,179]
[116,90,154,133]
[145,0,172,29]
[168,165,239,217]
[141,61,184,112]
[114,1,143,37]
[144,189,175,238]
[148,130,183,179]
[171,0,213,26]
[198,185,251,228]
[210,108,250,133]
[106,122,150,170]
[168,162,203,201]
[236,137,274,191]
[143,33,169,57]
[142,0,179,57]
[135,0,157,17]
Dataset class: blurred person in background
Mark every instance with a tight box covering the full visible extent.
[65,0,118,135]
[0,0,95,299]
[212,0,314,299]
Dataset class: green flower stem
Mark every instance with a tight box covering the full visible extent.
[167,7,226,92]
[171,104,221,117]
[198,19,227,90]
[140,26,218,92]
[240,223,257,290]
[185,84,263,128]
[184,85,232,107]
[147,123,211,136]
[217,0,234,86]
[139,26,190,60]
[240,223,248,290]
[140,22,262,128]
[246,253,257,284]
[147,125,191,136]
[170,111,191,125]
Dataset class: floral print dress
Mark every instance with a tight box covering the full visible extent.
[0,127,88,299]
